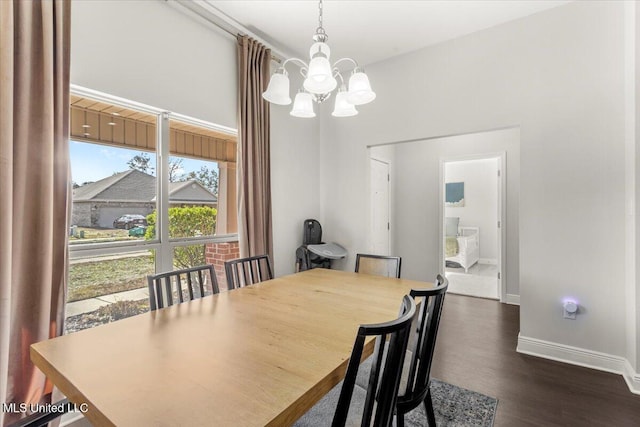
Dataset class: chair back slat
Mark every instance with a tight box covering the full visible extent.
[355,253,402,278]
[163,276,172,307]
[186,273,194,301]
[225,255,274,289]
[176,275,184,303]
[197,269,205,296]
[147,265,219,311]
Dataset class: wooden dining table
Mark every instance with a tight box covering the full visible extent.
[31,268,434,427]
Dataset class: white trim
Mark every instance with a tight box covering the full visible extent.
[498,153,507,303]
[624,360,640,394]
[623,0,639,392]
[438,161,444,279]
[505,294,520,305]
[171,111,237,136]
[157,112,172,272]
[517,334,640,395]
[71,85,164,115]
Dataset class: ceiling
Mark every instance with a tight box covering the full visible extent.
[206,0,571,66]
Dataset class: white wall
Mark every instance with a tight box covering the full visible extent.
[71,0,237,128]
[320,0,628,363]
[445,158,498,261]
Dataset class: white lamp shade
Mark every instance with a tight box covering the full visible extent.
[347,71,376,105]
[262,73,291,105]
[332,90,358,117]
[307,55,332,83]
[309,42,331,60]
[290,92,316,118]
[304,56,337,94]
[303,73,338,94]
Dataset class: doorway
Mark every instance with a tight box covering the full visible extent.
[441,154,504,300]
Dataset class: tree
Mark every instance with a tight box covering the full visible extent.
[168,157,183,183]
[183,165,218,195]
[145,206,217,269]
[128,152,185,182]
[127,153,154,174]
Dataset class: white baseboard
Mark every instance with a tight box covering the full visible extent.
[505,293,520,305]
[517,334,640,395]
[624,360,640,394]
[478,258,497,265]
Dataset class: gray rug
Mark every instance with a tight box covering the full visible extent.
[404,379,497,427]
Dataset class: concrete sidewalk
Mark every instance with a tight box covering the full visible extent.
[66,287,149,317]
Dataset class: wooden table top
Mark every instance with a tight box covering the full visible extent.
[31,269,433,427]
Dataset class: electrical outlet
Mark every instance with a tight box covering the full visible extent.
[563,301,578,320]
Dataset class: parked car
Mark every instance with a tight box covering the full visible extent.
[113,214,147,230]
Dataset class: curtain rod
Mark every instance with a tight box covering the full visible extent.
[167,0,284,64]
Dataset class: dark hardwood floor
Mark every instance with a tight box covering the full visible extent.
[431,294,640,426]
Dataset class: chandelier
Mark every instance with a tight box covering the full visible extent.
[262,0,376,118]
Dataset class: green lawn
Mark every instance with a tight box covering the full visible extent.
[68,255,154,302]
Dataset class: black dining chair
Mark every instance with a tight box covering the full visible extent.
[355,253,402,278]
[396,274,448,427]
[147,264,219,311]
[224,254,273,289]
[352,274,448,426]
[294,295,417,427]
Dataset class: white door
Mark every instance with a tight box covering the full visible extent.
[370,158,390,254]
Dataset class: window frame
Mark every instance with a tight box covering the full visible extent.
[68,85,238,275]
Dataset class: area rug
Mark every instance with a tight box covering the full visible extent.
[404,379,497,427]
[445,272,499,300]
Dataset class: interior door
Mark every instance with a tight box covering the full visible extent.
[370,158,390,254]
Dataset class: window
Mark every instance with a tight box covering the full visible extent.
[70,142,157,244]
[67,88,238,333]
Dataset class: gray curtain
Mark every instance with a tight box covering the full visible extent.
[0,1,71,425]
[237,36,273,260]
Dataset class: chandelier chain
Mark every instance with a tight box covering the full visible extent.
[318,0,323,30]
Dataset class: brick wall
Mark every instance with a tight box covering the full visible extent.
[205,241,240,291]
